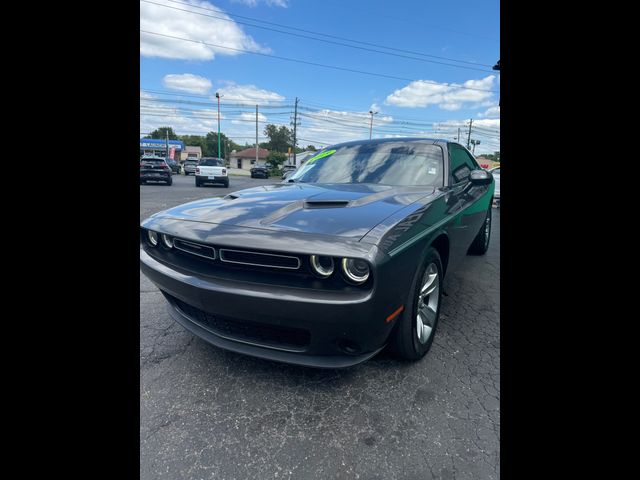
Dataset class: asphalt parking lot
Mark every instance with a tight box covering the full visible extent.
[140,173,500,479]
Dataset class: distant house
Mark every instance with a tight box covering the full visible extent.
[180,146,202,162]
[229,147,269,170]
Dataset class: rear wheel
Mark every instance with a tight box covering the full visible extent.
[166,177,172,186]
[195,179,200,187]
[467,205,492,255]
[224,179,229,188]
[390,247,443,360]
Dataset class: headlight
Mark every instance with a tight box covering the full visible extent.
[310,255,334,278]
[341,258,370,284]
[161,234,174,249]
[147,230,158,247]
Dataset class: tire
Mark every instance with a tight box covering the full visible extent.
[224,179,229,188]
[166,178,172,186]
[467,205,492,255]
[195,179,200,187]
[140,180,144,185]
[390,247,443,361]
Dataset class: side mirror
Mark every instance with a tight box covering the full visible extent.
[469,169,493,186]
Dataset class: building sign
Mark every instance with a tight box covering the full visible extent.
[139,139,184,149]
[169,147,175,160]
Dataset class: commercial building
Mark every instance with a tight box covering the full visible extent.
[140,138,184,159]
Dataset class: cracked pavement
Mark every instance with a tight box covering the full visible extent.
[140,174,500,479]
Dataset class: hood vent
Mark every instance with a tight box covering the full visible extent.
[303,200,350,209]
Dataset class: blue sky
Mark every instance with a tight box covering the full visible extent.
[140,0,500,155]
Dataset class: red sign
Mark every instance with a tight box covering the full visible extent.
[169,147,175,160]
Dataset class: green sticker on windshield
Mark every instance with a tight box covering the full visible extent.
[306,149,336,164]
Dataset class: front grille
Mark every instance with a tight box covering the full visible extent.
[219,248,300,270]
[174,239,216,260]
[170,295,311,351]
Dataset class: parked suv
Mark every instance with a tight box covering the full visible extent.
[183,159,199,175]
[140,156,173,185]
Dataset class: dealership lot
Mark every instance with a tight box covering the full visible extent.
[140,174,500,479]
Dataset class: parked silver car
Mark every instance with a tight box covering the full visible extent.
[183,159,199,175]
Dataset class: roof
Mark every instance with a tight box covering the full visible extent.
[140,138,185,149]
[231,147,269,158]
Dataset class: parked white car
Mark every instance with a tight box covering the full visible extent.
[195,158,229,188]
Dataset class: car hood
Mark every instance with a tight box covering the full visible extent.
[157,183,436,240]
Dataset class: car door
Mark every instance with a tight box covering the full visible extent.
[442,143,488,271]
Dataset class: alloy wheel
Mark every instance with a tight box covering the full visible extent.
[416,262,439,344]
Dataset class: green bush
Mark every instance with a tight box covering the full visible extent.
[266,151,287,169]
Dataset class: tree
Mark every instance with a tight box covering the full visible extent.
[203,131,239,159]
[263,124,293,153]
[146,127,178,140]
[266,151,286,169]
[306,145,317,151]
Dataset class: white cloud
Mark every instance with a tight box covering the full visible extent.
[215,83,285,105]
[140,0,269,60]
[231,0,289,7]
[296,108,395,145]
[140,90,227,136]
[385,75,496,110]
[479,105,500,118]
[162,74,212,94]
[232,112,267,124]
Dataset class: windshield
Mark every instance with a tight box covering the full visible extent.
[199,159,223,167]
[185,160,198,165]
[141,158,165,164]
[288,142,444,186]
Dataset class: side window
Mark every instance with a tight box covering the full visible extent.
[449,144,478,184]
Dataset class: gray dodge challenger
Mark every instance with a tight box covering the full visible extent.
[140,138,495,368]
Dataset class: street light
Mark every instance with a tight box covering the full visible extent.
[215,92,222,159]
[369,110,378,140]
[470,139,481,154]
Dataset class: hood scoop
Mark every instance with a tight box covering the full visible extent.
[303,200,350,209]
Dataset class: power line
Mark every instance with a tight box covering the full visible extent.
[160,0,495,67]
[142,0,494,73]
[140,30,499,94]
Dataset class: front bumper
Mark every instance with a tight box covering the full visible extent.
[139,247,398,368]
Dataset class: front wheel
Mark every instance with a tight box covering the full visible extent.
[467,205,492,255]
[390,247,443,360]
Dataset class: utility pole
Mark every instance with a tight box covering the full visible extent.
[255,104,259,166]
[292,97,299,166]
[165,130,169,159]
[457,127,461,143]
[369,110,378,140]
[215,92,221,159]
[467,119,473,149]
[493,60,500,107]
